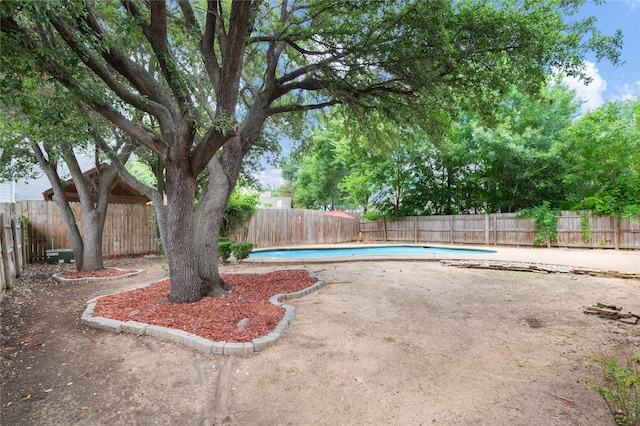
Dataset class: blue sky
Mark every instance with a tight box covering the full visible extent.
[256,0,640,188]
[564,0,640,110]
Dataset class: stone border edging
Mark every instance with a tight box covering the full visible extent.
[53,268,144,283]
[80,268,324,356]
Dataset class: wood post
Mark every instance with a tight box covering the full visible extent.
[449,216,454,245]
[10,217,21,277]
[0,213,13,291]
[485,214,490,245]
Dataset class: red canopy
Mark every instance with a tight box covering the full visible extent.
[323,210,355,219]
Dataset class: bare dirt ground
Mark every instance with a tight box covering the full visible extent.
[2,255,639,425]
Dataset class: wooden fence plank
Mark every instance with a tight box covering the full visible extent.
[238,209,360,247]
[0,213,13,292]
[0,227,6,300]
[359,211,639,249]
[4,198,638,282]
[17,200,161,261]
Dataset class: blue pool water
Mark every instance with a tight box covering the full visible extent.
[249,245,495,259]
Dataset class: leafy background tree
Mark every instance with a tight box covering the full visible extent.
[0,79,133,271]
[283,81,575,213]
[560,98,640,219]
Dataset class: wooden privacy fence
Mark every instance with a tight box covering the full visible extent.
[0,203,27,302]
[3,201,636,291]
[18,200,161,262]
[359,211,640,249]
[237,208,361,247]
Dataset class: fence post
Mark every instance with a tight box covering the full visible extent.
[0,213,12,291]
[484,214,489,245]
[11,217,21,277]
[449,216,454,245]
[383,220,388,242]
[414,216,418,243]
[613,218,619,250]
[21,218,27,269]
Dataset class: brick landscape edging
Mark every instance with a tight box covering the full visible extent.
[80,269,325,356]
[53,268,144,283]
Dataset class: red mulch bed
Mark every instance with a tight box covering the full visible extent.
[59,268,139,279]
[93,270,317,342]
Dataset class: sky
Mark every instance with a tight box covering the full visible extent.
[564,0,640,111]
[256,0,640,189]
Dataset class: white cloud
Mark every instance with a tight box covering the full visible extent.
[562,61,607,111]
[611,81,640,102]
[254,168,285,188]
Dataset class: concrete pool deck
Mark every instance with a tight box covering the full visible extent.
[246,243,640,275]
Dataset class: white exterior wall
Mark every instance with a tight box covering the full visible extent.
[0,182,15,203]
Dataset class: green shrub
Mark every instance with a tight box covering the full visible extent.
[218,241,233,262]
[589,354,639,426]
[516,202,559,247]
[231,242,254,263]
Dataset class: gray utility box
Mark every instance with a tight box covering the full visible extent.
[46,249,75,264]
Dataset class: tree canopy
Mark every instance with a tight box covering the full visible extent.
[284,83,639,218]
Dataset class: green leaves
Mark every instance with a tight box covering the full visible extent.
[561,98,640,219]
[516,202,559,247]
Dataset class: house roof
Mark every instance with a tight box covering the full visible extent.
[42,166,150,204]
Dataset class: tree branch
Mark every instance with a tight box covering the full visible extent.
[146,1,195,117]
[49,16,175,127]
[81,3,177,118]
[179,0,222,91]
[266,100,342,116]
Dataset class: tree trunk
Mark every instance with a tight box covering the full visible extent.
[193,160,230,297]
[446,165,453,215]
[165,161,205,302]
[79,208,106,271]
[194,138,246,297]
[52,196,86,270]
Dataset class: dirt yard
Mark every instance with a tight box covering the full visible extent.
[2,255,639,425]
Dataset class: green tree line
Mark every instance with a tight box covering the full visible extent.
[284,82,640,220]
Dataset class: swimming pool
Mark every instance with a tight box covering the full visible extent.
[249,245,495,259]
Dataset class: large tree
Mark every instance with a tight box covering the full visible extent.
[561,97,640,218]
[284,115,351,210]
[291,81,582,216]
[463,80,582,212]
[1,0,621,302]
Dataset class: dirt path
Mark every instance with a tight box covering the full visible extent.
[2,256,639,425]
